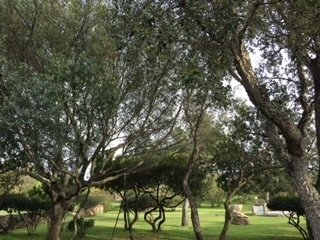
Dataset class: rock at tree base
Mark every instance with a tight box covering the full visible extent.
[231,212,250,225]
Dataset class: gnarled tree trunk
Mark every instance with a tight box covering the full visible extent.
[219,201,232,240]
[183,166,203,240]
[289,156,320,240]
[181,84,208,240]
[47,199,72,240]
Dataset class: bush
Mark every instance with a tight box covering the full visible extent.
[164,195,184,210]
[121,194,156,212]
[231,195,247,204]
[268,195,309,240]
[76,189,113,213]
[267,195,304,215]
[67,217,94,238]
[98,192,113,212]
[204,180,225,207]
[0,215,22,233]
[0,193,49,235]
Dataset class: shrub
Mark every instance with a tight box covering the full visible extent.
[268,195,304,215]
[67,217,95,238]
[204,180,225,207]
[0,193,49,235]
[76,189,113,214]
[232,194,254,204]
[268,195,309,240]
[120,194,156,212]
[164,195,184,211]
[0,215,21,233]
[101,192,113,212]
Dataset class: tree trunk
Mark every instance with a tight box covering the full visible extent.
[181,85,207,240]
[129,209,138,230]
[310,57,320,192]
[306,219,314,240]
[156,206,166,232]
[290,156,320,240]
[181,198,190,227]
[183,177,203,240]
[219,201,232,240]
[266,192,270,203]
[47,200,71,240]
[129,190,140,230]
[144,207,157,232]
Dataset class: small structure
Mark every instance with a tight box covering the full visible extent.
[252,205,266,216]
[252,203,289,216]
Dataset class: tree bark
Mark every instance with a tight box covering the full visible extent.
[309,56,320,192]
[156,206,166,232]
[144,206,158,232]
[219,177,247,240]
[123,210,128,230]
[129,209,138,230]
[219,201,232,240]
[47,199,72,240]
[290,156,320,240]
[181,198,190,227]
[183,138,203,240]
[183,174,203,240]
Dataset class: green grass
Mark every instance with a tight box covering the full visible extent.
[0,205,303,240]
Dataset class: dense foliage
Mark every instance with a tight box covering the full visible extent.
[268,195,310,240]
[67,217,95,239]
[0,190,50,235]
[268,196,304,215]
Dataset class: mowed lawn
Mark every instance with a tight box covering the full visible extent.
[0,205,303,240]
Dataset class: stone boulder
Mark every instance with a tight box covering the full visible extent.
[231,212,250,225]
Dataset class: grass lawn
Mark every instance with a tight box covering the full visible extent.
[0,204,303,240]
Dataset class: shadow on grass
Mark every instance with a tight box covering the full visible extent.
[85,224,194,240]
[85,222,302,240]
[1,211,303,240]
[1,223,303,240]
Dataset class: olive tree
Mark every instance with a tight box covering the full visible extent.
[0,1,180,239]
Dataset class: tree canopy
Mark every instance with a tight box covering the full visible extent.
[2,1,320,240]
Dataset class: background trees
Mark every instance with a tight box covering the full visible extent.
[104,151,207,232]
[209,105,276,240]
